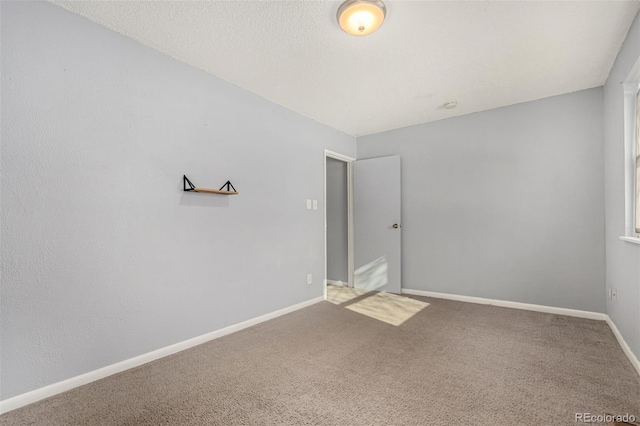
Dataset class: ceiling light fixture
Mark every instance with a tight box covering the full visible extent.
[337,0,386,37]
[443,101,458,110]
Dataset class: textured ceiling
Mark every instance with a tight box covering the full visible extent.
[51,0,640,136]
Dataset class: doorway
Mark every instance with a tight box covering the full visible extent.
[324,150,355,299]
[324,150,402,299]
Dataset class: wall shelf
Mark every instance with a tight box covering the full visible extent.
[183,175,238,195]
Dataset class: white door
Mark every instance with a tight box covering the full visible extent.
[353,156,402,294]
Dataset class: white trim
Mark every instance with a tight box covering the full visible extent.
[0,296,324,415]
[622,57,640,238]
[347,160,354,288]
[606,316,640,376]
[325,149,355,163]
[401,289,607,320]
[402,288,640,376]
[324,149,355,297]
[619,236,640,245]
[2,293,637,415]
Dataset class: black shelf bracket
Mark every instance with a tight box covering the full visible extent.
[183,175,238,194]
[183,175,196,191]
[219,180,237,192]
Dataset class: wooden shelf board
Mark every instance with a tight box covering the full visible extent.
[193,187,238,195]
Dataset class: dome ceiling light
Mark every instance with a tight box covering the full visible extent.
[337,0,387,37]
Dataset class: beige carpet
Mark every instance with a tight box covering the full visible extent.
[2,287,639,425]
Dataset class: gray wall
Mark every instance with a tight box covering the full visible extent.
[603,11,640,363]
[0,1,355,400]
[326,158,348,282]
[357,88,605,313]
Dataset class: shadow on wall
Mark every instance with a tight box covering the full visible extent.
[179,192,230,207]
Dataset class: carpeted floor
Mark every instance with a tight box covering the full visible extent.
[2,287,639,425]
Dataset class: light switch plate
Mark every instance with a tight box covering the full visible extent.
[312,200,318,210]
[306,199,312,209]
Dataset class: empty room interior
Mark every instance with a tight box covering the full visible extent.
[2,0,640,424]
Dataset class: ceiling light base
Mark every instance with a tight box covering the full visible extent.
[337,0,386,37]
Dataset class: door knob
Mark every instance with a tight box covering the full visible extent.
[393,223,400,229]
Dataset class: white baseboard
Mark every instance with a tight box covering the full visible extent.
[605,316,640,376]
[0,296,324,415]
[402,288,639,377]
[3,290,637,415]
[401,289,607,320]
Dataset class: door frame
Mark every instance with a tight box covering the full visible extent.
[324,149,355,299]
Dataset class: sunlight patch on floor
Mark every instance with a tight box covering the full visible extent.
[327,285,429,326]
[326,285,370,305]
[346,291,429,326]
